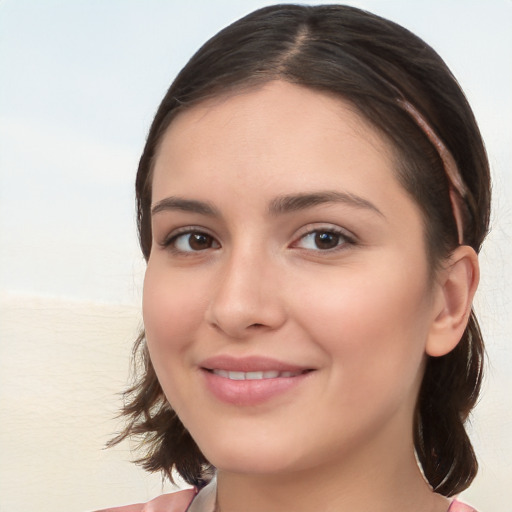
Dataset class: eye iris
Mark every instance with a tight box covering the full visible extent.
[314,231,339,249]
[189,233,212,250]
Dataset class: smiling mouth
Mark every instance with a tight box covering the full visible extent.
[209,369,309,380]
[201,362,314,405]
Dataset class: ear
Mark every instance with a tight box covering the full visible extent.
[426,246,480,357]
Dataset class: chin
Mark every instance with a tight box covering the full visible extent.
[197,433,305,476]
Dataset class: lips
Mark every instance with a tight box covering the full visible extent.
[199,355,314,405]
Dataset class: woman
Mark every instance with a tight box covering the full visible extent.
[99,4,490,511]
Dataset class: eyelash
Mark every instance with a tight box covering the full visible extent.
[292,226,355,252]
[160,226,355,255]
[161,227,219,255]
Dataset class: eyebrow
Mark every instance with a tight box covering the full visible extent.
[151,191,384,218]
[268,191,384,217]
[151,197,220,217]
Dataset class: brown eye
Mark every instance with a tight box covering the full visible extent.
[173,232,219,252]
[189,233,214,250]
[314,231,341,250]
[295,229,347,251]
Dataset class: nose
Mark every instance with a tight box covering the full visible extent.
[205,248,287,339]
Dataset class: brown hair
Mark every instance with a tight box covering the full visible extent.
[110,4,491,496]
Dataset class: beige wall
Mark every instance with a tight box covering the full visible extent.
[0,294,182,511]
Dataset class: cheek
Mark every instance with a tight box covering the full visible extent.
[142,261,216,421]
[292,259,432,395]
[142,262,207,369]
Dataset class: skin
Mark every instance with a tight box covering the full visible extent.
[143,81,478,512]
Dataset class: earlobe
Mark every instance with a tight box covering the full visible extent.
[426,246,480,357]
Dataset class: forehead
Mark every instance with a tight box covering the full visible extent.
[152,81,398,199]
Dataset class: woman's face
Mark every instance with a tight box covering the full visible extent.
[144,81,440,475]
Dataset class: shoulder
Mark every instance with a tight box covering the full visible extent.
[93,488,197,512]
[449,499,479,512]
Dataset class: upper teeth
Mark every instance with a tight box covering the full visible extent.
[212,370,301,380]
